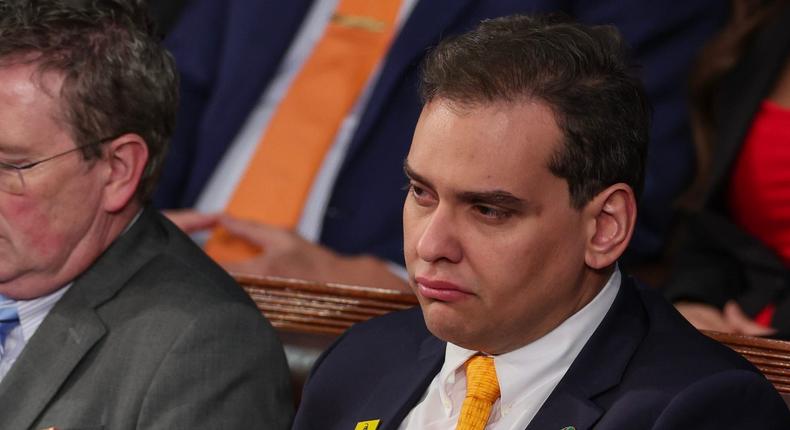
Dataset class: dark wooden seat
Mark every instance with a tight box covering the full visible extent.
[702,330,790,407]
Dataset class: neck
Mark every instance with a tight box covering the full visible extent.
[0,202,142,300]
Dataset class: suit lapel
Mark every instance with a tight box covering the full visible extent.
[355,334,445,430]
[186,0,314,203]
[0,301,106,429]
[0,208,167,429]
[526,277,648,430]
[525,391,602,430]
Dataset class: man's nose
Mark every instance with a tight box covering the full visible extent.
[416,205,462,264]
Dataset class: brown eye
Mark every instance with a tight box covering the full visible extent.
[408,183,435,206]
[410,184,426,200]
[474,205,510,221]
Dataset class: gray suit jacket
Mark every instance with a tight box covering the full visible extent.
[0,208,293,429]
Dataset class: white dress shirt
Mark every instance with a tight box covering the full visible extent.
[0,284,71,382]
[399,269,622,430]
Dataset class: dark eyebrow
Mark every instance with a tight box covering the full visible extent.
[404,159,530,211]
[403,160,434,189]
[0,143,27,155]
[457,190,528,210]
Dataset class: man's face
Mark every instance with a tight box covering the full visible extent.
[0,63,111,299]
[403,99,601,354]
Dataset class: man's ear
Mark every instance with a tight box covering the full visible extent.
[583,183,637,270]
[101,133,148,213]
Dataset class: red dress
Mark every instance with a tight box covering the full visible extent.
[728,100,790,326]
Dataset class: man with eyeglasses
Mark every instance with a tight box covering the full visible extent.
[0,1,292,429]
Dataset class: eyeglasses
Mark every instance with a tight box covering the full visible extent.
[0,135,119,195]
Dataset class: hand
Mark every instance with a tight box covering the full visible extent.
[722,300,777,336]
[675,300,776,336]
[163,209,220,234]
[675,301,733,332]
[217,216,411,292]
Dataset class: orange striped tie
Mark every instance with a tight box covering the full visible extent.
[205,0,403,262]
[456,355,500,430]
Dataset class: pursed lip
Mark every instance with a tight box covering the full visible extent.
[415,276,473,302]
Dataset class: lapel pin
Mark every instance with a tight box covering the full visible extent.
[354,419,381,430]
[560,427,576,430]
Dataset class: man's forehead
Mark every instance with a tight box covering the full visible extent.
[413,98,561,163]
[0,62,72,153]
[424,96,556,117]
[408,97,568,200]
[0,55,65,94]
[418,97,561,142]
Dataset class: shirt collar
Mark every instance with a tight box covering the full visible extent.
[440,267,622,418]
[15,283,71,342]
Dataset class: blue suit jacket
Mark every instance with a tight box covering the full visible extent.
[293,277,790,429]
[156,0,726,265]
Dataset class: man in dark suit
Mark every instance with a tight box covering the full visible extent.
[156,0,726,290]
[0,1,292,428]
[292,15,790,430]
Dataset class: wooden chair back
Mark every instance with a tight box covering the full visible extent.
[235,273,418,335]
[702,330,790,407]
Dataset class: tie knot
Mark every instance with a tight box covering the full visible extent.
[0,296,19,351]
[0,295,18,323]
[464,355,500,403]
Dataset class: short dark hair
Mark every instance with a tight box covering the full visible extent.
[420,14,650,208]
[0,0,178,202]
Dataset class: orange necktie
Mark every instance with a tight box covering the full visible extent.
[205,0,402,262]
[456,355,500,430]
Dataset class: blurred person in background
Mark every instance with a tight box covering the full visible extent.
[665,0,790,337]
[156,0,726,290]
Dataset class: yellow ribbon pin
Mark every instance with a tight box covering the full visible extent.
[354,419,381,430]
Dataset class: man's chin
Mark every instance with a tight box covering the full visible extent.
[0,263,34,293]
[421,302,478,345]
[0,266,19,285]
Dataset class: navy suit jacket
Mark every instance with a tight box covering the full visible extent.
[293,277,790,429]
[157,0,726,265]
